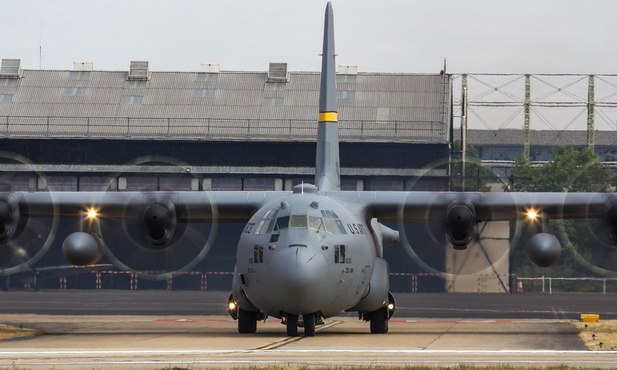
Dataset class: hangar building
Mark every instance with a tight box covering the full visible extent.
[0,59,453,291]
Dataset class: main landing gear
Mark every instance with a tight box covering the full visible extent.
[228,294,263,334]
[368,306,389,334]
[362,292,396,334]
[238,308,258,334]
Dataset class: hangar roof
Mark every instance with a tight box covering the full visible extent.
[0,67,451,143]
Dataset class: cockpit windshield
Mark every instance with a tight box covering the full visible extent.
[290,215,308,228]
[252,210,347,235]
[280,213,346,234]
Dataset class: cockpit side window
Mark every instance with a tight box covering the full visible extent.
[320,210,347,234]
[333,219,347,234]
[275,216,290,230]
[255,209,278,234]
[266,219,277,233]
[321,210,340,219]
[322,219,333,233]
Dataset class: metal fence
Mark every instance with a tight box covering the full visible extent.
[0,116,448,143]
[518,276,617,294]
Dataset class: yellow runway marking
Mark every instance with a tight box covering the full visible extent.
[256,320,343,350]
[256,336,304,350]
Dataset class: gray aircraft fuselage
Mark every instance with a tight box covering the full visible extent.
[232,185,377,320]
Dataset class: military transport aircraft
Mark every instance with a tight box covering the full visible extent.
[0,2,616,336]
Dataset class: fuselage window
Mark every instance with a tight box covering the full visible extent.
[334,244,346,264]
[252,245,264,264]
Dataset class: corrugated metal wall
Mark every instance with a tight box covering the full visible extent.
[0,70,451,143]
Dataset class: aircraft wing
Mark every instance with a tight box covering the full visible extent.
[333,191,614,222]
[0,190,288,268]
[329,191,617,266]
[2,190,288,222]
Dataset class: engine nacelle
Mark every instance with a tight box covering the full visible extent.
[62,231,105,266]
[0,197,20,243]
[445,204,476,250]
[525,232,561,268]
[143,202,177,246]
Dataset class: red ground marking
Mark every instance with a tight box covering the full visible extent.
[394,319,512,324]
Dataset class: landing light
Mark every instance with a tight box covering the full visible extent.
[387,303,395,310]
[86,208,99,220]
[526,209,538,221]
[227,294,239,320]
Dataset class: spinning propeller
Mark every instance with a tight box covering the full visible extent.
[89,155,220,280]
[0,151,58,276]
[396,155,517,277]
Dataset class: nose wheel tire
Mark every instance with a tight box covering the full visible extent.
[286,314,299,336]
[303,313,316,337]
[369,307,389,334]
[238,308,257,334]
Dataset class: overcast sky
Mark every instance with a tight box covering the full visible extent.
[2,0,615,74]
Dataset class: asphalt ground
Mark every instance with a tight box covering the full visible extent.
[0,291,616,368]
[0,290,615,319]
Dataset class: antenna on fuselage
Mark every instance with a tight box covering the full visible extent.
[315,2,341,192]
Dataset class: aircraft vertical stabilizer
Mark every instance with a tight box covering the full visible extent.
[315,2,341,192]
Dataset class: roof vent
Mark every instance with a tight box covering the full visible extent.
[128,61,150,80]
[73,61,94,71]
[267,62,289,82]
[0,59,23,78]
[200,63,220,73]
[338,64,358,75]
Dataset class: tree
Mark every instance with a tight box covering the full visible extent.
[508,146,612,193]
[451,140,492,192]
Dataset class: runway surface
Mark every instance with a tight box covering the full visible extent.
[0,290,616,368]
[0,290,616,319]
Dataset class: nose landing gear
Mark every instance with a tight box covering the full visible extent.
[284,312,320,337]
[286,314,298,336]
[303,313,316,337]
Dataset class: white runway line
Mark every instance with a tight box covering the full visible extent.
[1,349,617,355]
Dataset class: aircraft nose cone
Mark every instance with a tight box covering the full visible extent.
[270,246,328,314]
